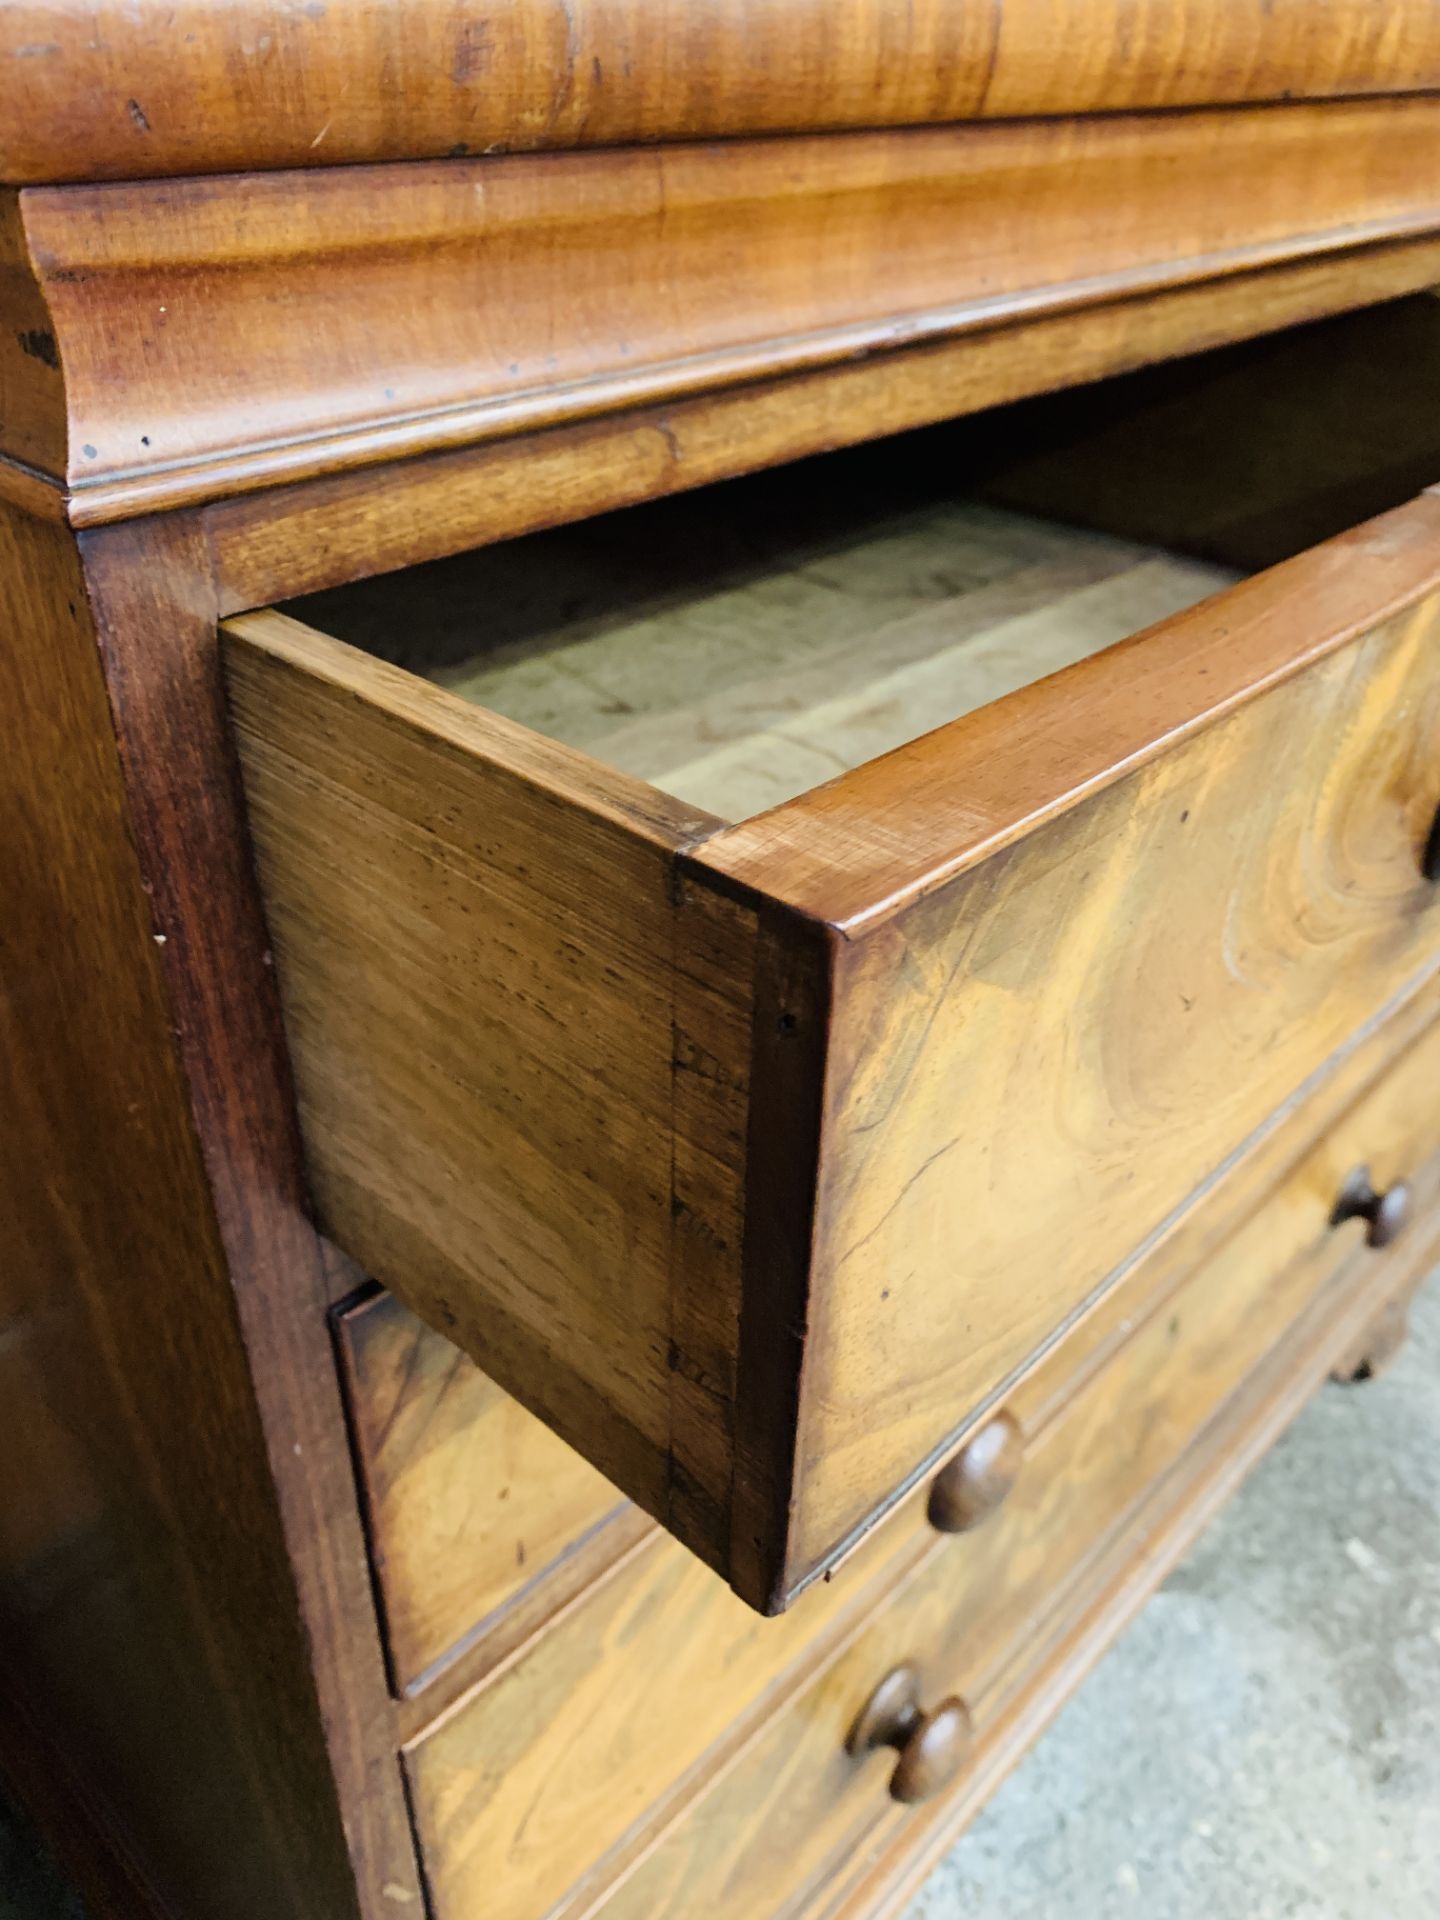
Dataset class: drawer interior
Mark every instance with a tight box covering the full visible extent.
[282,295,1440,826]
[282,458,1237,822]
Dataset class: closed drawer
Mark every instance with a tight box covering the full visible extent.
[404,1015,1440,1920]
[334,1288,643,1695]
[398,1008,1440,1920]
[224,304,1440,1612]
[339,965,1440,1702]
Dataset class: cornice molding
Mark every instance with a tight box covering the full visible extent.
[5,99,1440,527]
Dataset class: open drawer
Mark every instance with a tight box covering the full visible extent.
[223,299,1440,1612]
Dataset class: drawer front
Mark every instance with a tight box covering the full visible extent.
[585,1039,1440,1920]
[226,490,1440,1616]
[403,1012,1440,1920]
[341,965,1439,1705]
[335,1291,638,1694]
[698,505,1440,1601]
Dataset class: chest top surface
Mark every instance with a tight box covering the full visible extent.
[5,0,1440,185]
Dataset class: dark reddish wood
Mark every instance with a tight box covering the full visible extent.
[847,1666,973,1806]
[927,1415,1025,1535]
[77,515,424,1911]
[0,497,422,1917]
[1330,1169,1416,1250]
[7,101,1440,525]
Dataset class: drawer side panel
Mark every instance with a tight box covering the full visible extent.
[223,612,750,1567]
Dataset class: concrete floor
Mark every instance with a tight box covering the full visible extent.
[903,1274,1440,1920]
[4,1280,1437,1920]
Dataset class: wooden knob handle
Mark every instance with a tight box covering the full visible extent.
[1331,1166,1414,1249]
[847,1664,972,1805]
[1423,801,1440,883]
[928,1411,1023,1533]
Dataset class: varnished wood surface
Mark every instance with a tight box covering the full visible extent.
[353,953,1440,1751]
[335,1288,640,1696]
[700,492,1440,927]
[399,1450,922,1920]
[408,1015,1440,1920]
[852,1250,1440,1920]
[6,36,1440,1909]
[6,0,1440,185]
[648,1217,1440,1920]
[222,610,739,1560]
[8,99,1440,520]
[228,338,1440,1609]
[763,577,1440,1594]
[76,519,424,1914]
[194,232,1440,611]
[975,293,1440,577]
[0,499,410,1917]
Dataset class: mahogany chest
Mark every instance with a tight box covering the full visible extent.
[3,7,1439,1916]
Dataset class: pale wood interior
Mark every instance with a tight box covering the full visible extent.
[284,450,1234,821]
[284,297,1440,823]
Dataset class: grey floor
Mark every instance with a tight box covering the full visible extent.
[5,1281,1437,1920]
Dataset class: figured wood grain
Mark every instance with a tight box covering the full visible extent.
[842,1238,1440,1920]
[353,958,1440,1745]
[231,463,1440,1610]
[702,494,1440,927]
[197,229,1440,607]
[222,610,740,1559]
[755,583,1440,1591]
[400,1474,920,1920]
[9,99,1440,519]
[336,1290,639,1696]
[411,1020,1440,1920]
[6,0,1440,184]
[619,1215,1440,1920]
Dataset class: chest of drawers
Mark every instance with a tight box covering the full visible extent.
[3,9,1440,1917]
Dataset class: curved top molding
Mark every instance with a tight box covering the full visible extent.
[5,99,1440,526]
[5,0,1440,184]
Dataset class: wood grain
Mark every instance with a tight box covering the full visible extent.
[841,1232,1440,1920]
[410,1016,1440,1920]
[229,474,1440,1611]
[8,100,1440,519]
[609,1213,1440,1920]
[76,518,424,1913]
[401,1469,921,1920]
[295,484,1234,820]
[6,1,1440,184]
[222,610,736,1555]
[335,1288,640,1697]
[757,583,1440,1591]
[349,956,1440,1746]
[197,229,1440,606]
[975,294,1440,574]
[0,500,411,1917]
[702,494,1440,927]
